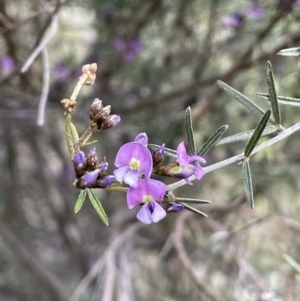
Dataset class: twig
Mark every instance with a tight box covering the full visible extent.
[168,120,300,191]
[68,223,143,301]
[37,47,50,126]
[21,14,58,73]
[173,211,222,301]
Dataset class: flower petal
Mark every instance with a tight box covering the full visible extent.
[189,155,206,164]
[134,132,148,146]
[113,166,129,183]
[136,203,152,224]
[176,142,189,165]
[194,166,205,180]
[124,170,140,188]
[151,202,167,223]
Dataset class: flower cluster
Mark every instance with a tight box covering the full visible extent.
[73,148,116,189]
[113,133,206,224]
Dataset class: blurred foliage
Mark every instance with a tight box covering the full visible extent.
[1,0,300,300]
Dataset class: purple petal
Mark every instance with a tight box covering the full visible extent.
[74,151,86,167]
[194,166,205,180]
[82,169,100,185]
[170,165,195,179]
[124,170,140,188]
[134,132,148,146]
[189,155,206,164]
[169,203,184,212]
[136,203,152,224]
[113,166,129,182]
[101,175,116,187]
[151,202,166,222]
[176,142,189,165]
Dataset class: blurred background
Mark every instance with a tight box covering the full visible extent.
[1,0,300,300]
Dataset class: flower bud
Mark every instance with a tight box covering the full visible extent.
[74,151,86,177]
[100,175,116,187]
[152,144,165,167]
[100,115,121,130]
[82,169,100,186]
[86,147,98,170]
[168,202,184,212]
[90,98,103,121]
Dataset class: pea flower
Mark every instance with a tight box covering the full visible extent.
[176,142,206,185]
[114,135,152,188]
[127,179,167,224]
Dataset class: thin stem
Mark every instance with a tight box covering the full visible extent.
[74,125,93,153]
[168,121,300,191]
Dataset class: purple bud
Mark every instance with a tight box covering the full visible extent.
[168,203,184,212]
[134,132,148,146]
[74,151,86,177]
[102,105,111,116]
[82,169,100,186]
[100,175,116,187]
[101,115,121,130]
[153,144,165,167]
[74,151,86,168]
[98,161,109,172]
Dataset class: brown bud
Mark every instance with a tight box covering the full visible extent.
[61,98,76,113]
[82,63,97,85]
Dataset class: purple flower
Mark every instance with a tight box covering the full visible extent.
[0,55,16,76]
[176,142,206,185]
[127,179,167,224]
[114,141,152,187]
[220,12,243,28]
[245,4,265,19]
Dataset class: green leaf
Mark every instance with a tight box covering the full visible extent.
[266,61,281,125]
[185,107,196,155]
[217,125,277,145]
[277,47,300,56]
[244,109,271,157]
[257,93,300,107]
[175,198,210,204]
[71,122,79,143]
[198,125,228,155]
[148,144,177,159]
[283,254,300,274]
[180,202,208,217]
[87,189,109,226]
[242,160,254,209]
[74,189,87,213]
[217,80,275,124]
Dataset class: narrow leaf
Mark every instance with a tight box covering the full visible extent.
[71,122,79,143]
[87,189,109,226]
[83,132,94,145]
[217,125,277,145]
[175,198,210,204]
[242,160,254,209]
[74,189,87,213]
[277,47,300,56]
[82,140,98,147]
[257,93,300,107]
[185,107,196,155]
[266,61,281,125]
[149,144,177,159]
[198,125,228,155]
[217,80,275,124]
[283,254,300,274]
[180,202,208,217]
[244,109,271,157]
